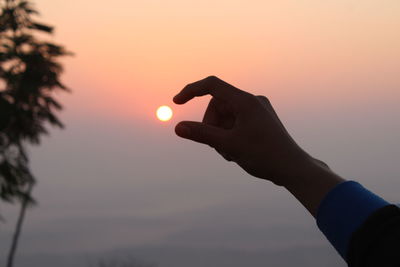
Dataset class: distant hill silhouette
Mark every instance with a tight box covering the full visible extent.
[8,245,344,267]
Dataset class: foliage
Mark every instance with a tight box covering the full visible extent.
[0,0,70,204]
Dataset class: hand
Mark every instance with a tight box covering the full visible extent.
[173,76,314,186]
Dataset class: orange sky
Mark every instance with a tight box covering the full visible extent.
[35,0,400,127]
[2,2,400,261]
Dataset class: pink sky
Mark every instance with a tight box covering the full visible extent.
[35,0,400,126]
[2,2,400,266]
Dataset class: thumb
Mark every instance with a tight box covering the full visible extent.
[175,121,227,148]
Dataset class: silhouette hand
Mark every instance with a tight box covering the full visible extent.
[173,76,312,186]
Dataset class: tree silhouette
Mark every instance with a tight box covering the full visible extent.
[0,0,70,266]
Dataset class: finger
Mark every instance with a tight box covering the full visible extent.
[202,97,220,126]
[215,148,234,162]
[173,76,245,106]
[175,121,228,148]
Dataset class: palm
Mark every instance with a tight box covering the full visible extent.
[202,97,236,130]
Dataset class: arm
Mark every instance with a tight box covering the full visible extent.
[347,204,400,266]
[173,75,343,216]
[173,76,397,265]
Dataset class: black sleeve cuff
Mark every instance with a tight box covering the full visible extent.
[346,204,400,267]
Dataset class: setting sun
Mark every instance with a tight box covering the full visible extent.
[156,105,173,121]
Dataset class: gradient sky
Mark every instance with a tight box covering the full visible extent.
[1,1,400,266]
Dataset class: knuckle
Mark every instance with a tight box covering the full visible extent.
[185,81,195,89]
[242,96,265,114]
[206,75,219,82]
[244,94,260,106]
[255,95,272,109]
[232,93,254,111]
[205,75,220,86]
[256,95,270,103]
[194,125,209,143]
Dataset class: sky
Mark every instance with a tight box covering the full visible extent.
[1,0,400,266]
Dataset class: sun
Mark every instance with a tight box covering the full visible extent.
[156,105,173,122]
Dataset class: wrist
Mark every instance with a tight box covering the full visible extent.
[272,150,319,186]
[280,155,345,216]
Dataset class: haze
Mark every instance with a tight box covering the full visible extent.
[1,1,400,266]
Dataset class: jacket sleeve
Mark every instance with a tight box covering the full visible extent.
[315,181,396,264]
[346,204,400,267]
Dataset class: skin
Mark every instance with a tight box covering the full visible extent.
[173,75,345,217]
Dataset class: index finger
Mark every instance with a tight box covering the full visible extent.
[173,76,246,105]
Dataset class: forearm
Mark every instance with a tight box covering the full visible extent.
[281,156,345,217]
[281,155,392,261]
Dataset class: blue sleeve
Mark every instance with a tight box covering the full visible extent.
[316,181,390,259]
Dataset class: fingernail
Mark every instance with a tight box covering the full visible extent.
[175,124,191,137]
[173,95,179,103]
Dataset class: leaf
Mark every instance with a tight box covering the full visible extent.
[18,1,39,15]
[28,22,53,34]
